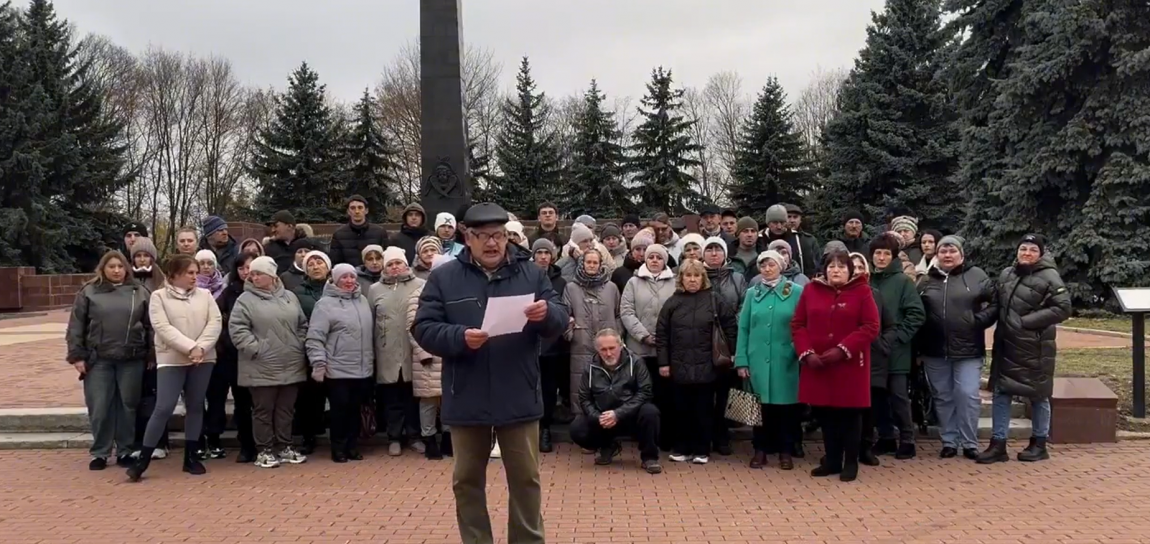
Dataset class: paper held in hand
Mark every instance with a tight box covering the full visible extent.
[480,294,535,337]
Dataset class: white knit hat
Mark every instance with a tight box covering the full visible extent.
[303,250,330,270]
[703,236,727,259]
[383,246,407,266]
[249,256,277,277]
[361,244,384,261]
[680,233,706,251]
[435,212,456,230]
[570,223,594,245]
[757,250,786,269]
[194,249,217,264]
[331,263,357,281]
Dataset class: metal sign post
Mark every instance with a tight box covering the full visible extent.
[1113,287,1150,418]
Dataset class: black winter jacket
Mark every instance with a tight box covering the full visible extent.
[392,225,429,263]
[328,222,389,268]
[610,253,641,295]
[541,264,569,356]
[216,278,246,363]
[656,288,738,385]
[65,280,153,364]
[263,237,298,275]
[707,265,747,312]
[916,262,998,360]
[989,258,1071,399]
[577,348,652,420]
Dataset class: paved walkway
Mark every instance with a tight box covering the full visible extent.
[0,442,1148,543]
[0,310,1140,409]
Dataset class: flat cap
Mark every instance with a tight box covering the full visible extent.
[462,202,510,228]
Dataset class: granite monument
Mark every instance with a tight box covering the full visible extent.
[419,0,472,218]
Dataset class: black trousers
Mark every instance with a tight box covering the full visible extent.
[203,356,254,451]
[816,407,863,472]
[642,357,675,450]
[377,379,420,441]
[752,403,800,454]
[134,367,168,450]
[570,403,661,461]
[712,368,738,447]
[674,382,715,457]
[292,376,326,439]
[327,377,372,453]
[539,353,568,429]
[861,386,885,448]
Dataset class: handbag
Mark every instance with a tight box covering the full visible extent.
[360,399,377,439]
[725,379,762,427]
[711,296,733,368]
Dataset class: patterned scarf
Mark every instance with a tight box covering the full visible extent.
[196,268,225,299]
[575,251,608,288]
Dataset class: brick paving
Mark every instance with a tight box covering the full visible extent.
[0,442,1148,543]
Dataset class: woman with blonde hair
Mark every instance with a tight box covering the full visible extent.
[66,250,152,471]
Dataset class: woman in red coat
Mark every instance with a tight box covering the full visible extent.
[791,248,880,482]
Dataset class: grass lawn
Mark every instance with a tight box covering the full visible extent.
[1057,348,1149,432]
[1063,316,1135,334]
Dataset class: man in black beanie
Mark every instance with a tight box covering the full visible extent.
[621,214,642,242]
[841,209,868,255]
[121,221,149,256]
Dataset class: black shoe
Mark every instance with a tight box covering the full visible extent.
[840,462,859,482]
[714,441,734,456]
[331,450,348,463]
[873,438,898,456]
[299,436,317,456]
[126,447,154,482]
[858,447,881,467]
[424,437,443,460]
[115,455,134,468]
[792,442,806,459]
[895,443,916,460]
[89,457,107,471]
[183,442,207,476]
[595,443,621,466]
[977,438,1009,464]
[539,428,554,453]
[1017,437,1049,462]
[963,448,979,460]
[206,435,226,458]
[642,459,663,474]
[346,449,364,461]
[236,449,257,464]
[939,446,958,458]
[440,432,453,457]
[803,421,821,435]
[810,464,840,477]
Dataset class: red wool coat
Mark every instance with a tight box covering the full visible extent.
[791,276,881,408]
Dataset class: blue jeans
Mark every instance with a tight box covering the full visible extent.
[922,357,982,449]
[992,391,1050,440]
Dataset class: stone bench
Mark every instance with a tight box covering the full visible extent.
[1050,377,1118,444]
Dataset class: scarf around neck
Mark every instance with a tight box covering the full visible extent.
[196,269,225,299]
[575,254,608,288]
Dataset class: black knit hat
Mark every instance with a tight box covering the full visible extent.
[123,221,148,239]
[621,214,641,228]
[842,209,864,224]
[1019,233,1046,256]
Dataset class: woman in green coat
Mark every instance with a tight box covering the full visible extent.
[735,250,803,470]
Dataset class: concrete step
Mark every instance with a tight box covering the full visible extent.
[0,418,1032,450]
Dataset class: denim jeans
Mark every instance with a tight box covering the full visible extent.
[84,359,145,458]
[922,357,982,449]
[992,391,1050,440]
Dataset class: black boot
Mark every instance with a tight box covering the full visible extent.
[539,428,553,453]
[895,442,916,460]
[299,435,317,456]
[236,448,257,464]
[424,436,443,460]
[976,438,1009,464]
[127,446,154,482]
[873,438,898,456]
[183,442,207,475]
[440,432,453,457]
[1017,437,1049,462]
[858,442,881,467]
[331,449,348,463]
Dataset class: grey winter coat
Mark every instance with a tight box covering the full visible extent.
[368,272,425,384]
[989,257,1072,399]
[305,282,375,380]
[66,280,153,364]
[563,279,621,413]
[619,264,676,358]
[229,282,309,387]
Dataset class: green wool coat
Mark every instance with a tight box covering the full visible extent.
[869,262,925,375]
[734,280,803,405]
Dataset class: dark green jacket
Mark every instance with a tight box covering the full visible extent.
[870,262,926,377]
[292,278,326,320]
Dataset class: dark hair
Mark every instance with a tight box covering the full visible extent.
[822,249,855,278]
[162,253,197,280]
[721,209,737,218]
[230,253,257,285]
[920,229,943,245]
[869,232,901,256]
[537,201,558,213]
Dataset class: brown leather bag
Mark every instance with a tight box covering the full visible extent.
[711,296,733,369]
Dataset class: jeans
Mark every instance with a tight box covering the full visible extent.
[418,397,450,437]
[751,403,799,455]
[327,378,372,453]
[992,391,1050,440]
[874,374,915,443]
[378,380,420,441]
[674,382,714,457]
[923,356,982,449]
[451,421,544,544]
[84,359,145,458]
[570,403,660,461]
[142,363,214,448]
[251,384,299,451]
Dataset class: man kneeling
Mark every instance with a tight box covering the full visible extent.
[571,329,662,474]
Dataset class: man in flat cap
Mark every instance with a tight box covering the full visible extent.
[413,202,570,544]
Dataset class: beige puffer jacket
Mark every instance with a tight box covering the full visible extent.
[406,283,442,398]
[368,273,424,384]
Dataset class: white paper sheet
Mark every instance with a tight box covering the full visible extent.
[480,294,535,337]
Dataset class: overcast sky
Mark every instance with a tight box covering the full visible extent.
[55,0,886,103]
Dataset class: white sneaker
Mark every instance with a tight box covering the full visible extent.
[691,456,709,465]
[410,440,426,454]
[669,453,689,463]
[490,442,501,459]
[278,447,307,464]
[255,450,280,469]
[151,448,168,460]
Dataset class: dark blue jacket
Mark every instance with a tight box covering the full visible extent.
[413,247,570,427]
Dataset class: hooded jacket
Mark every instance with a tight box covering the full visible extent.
[368,271,425,384]
[989,257,1071,399]
[229,282,309,387]
[610,252,642,295]
[305,282,375,380]
[577,347,653,420]
[150,285,223,368]
[407,282,443,398]
[917,261,998,360]
[356,265,382,294]
[66,280,153,364]
[869,260,926,379]
[563,275,622,414]
[392,203,429,260]
[656,287,739,385]
[791,275,881,408]
[198,235,240,277]
[619,264,676,358]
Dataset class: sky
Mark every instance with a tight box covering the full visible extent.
[54,0,887,103]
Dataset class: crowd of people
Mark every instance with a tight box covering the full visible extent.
[68,196,1072,542]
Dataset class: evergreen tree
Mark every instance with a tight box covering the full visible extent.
[817,0,958,240]
[249,61,346,222]
[343,88,398,221]
[565,79,629,218]
[490,57,564,218]
[629,67,703,215]
[728,77,813,220]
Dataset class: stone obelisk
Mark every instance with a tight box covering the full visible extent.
[419,0,472,218]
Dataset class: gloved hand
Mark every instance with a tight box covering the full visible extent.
[802,353,824,369]
[820,347,846,365]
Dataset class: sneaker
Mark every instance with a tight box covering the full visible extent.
[255,450,280,469]
[642,459,663,474]
[89,457,107,471]
[595,442,622,466]
[691,455,709,465]
[490,442,502,459]
[388,441,403,457]
[207,446,226,459]
[410,440,426,454]
[278,447,307,464]
[669,453,689,463]
[895,443,917,460]
[151,448,168,460]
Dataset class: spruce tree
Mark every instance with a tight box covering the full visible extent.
[343,88,398,221]
[490,57,563,219]
[629,67,703,215]
[249,61,346,222]
[728,77,813,220]
[565,79,629,217]
[817,0,958,240]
